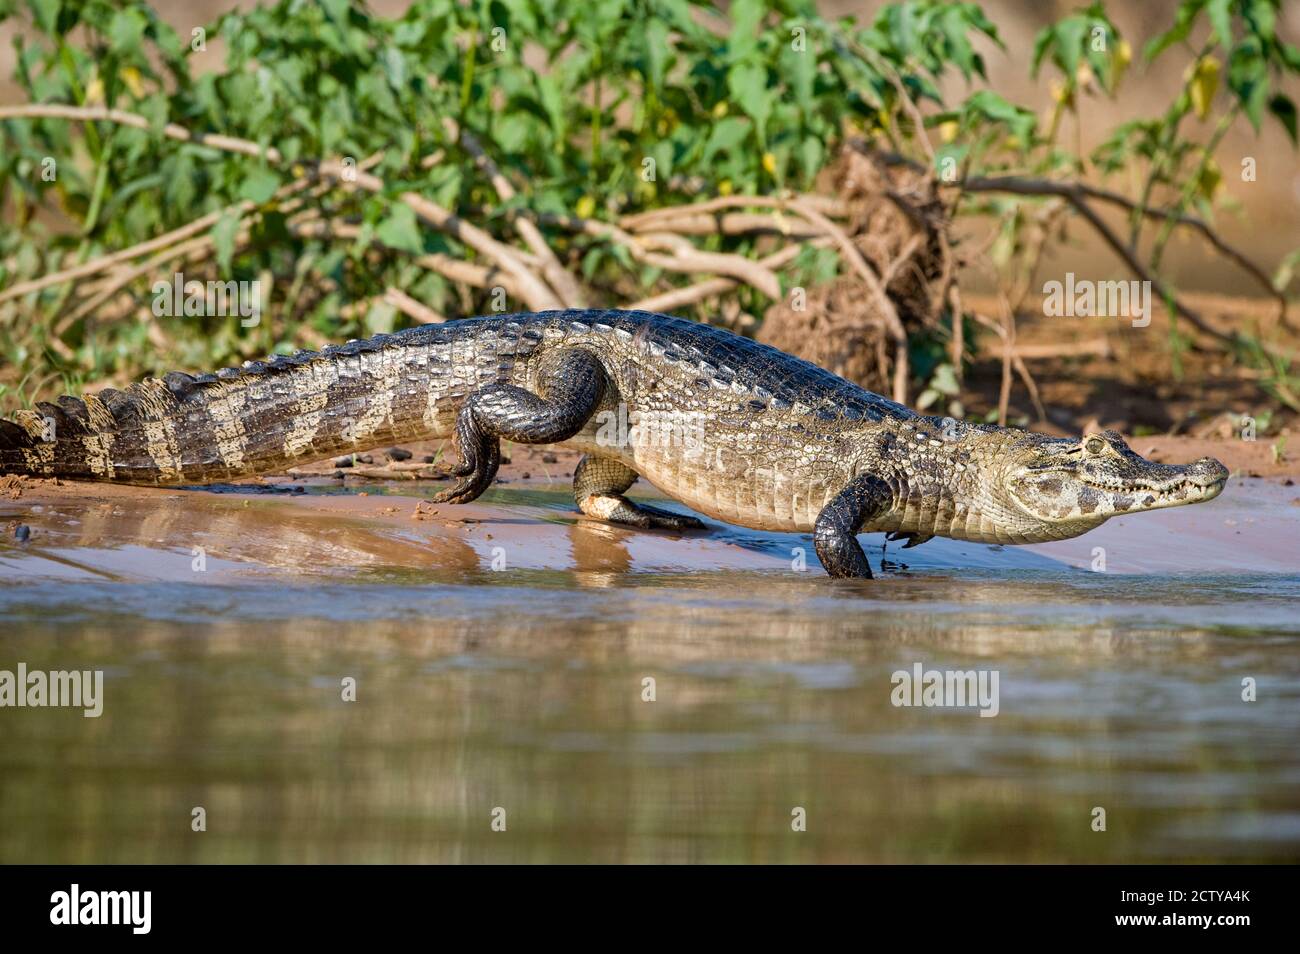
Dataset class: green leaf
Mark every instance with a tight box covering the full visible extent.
[1144,0,1205,61]
[238,168,280,204]
[703,116,751,161]
[212,210,241,273]
[798,135,823,183]
[1054,17,1087,79]
[727,60,771,142]
[375,203,424,254]
[162,151,196,212]
[108,9,147,57]
[728,0,765,60]
[1244,0,1275,41]
[643,18,669,89]
[26,0,59,34]
[1207,0,1233,47]
[963,90,1036,141]
[1268,93,1298,144]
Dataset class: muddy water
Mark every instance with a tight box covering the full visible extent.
[1,478,1297,863]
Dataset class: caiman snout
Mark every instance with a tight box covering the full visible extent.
[1131,454,1229,504]
[1188,456,1230,485]
[1185,456,1230,498]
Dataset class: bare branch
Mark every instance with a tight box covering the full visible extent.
[0,103,283,161]
[384,287,446,324]
[539,214,784,300]
[620,194,847,232]
[629,243,814,312]
[962,174,1293,329]
[316,160,562,312]
[444,118,588,307]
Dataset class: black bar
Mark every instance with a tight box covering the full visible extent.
[0,864,1285,939]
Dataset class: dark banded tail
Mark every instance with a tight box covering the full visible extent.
[0,325,480,485]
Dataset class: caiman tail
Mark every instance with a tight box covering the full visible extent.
[0,321,512,485]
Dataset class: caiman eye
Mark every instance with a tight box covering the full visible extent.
[1083,436,1106,455]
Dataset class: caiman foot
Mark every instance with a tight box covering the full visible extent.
[431,349,607,506]
[574,455,704,532]
[813,474,893,579]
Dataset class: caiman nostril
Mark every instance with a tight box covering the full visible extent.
[1192,457,1230,484]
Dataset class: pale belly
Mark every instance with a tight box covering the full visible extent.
[560,427,838,534]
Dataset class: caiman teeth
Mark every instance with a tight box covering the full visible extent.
[1085,475,1226,496]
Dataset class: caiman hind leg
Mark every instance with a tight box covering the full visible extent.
[813,474,894,579]
[432,349,607,505]
[573,455,705,531]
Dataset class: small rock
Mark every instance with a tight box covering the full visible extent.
[333,470,346,480]
[422,455,437,464]
[1284,478,1295,487]
[333,456,354,468]
[521,472,531,480]
[541,452,558,464]
[14,524,31,542]
[385,447,413,461]
[357,454,374,465]
[291,486,306,494]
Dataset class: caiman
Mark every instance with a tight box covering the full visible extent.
[0,309,1228,578]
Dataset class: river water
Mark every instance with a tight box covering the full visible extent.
[1,478,1297,862]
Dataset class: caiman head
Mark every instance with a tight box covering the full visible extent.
[1000,429,1229,538]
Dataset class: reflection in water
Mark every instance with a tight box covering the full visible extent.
[2,485,1298,862]
[568,519,633,585]
[1,573,1298,863]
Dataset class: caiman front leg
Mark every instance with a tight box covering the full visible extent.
[813,474,894,579]
[431,349,606,505]
[573,455,705,531]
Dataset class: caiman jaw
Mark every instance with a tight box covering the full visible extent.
[1076,457,1227,512]
[1080,456,1229,509]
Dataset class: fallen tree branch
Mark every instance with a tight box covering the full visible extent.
[538,214,784,300]
[289,220,528,300]
[629,243,814,312]
[0,103,283,161]
[620,193,848,232]
[622,211,824,239]
[316,161,562,312]
[1,204,248,304]
[384,287,446,324]
[444,118,587,308]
